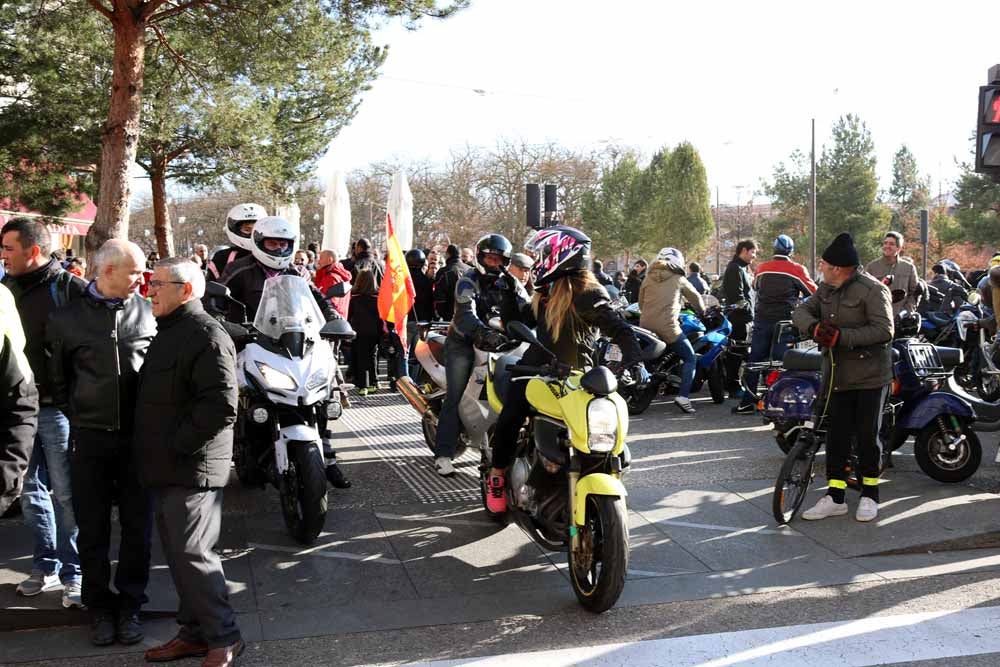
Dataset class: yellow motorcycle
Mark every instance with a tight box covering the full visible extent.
[481,321,631,612]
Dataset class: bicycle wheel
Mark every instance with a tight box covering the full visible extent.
[772,434,819,524]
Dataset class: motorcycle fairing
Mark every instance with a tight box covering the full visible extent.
[763,371,820,422]
[527,378,563,419]
[238,340,333,407]
[414,338,446,387]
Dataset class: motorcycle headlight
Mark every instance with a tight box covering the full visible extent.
[306,368,330,391]
[255,362,297,391]
[587,397,619,452]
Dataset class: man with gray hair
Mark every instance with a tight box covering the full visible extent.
[136,257,244,666]
[47,239,156,647]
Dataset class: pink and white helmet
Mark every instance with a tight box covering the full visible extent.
[525,225,592,287]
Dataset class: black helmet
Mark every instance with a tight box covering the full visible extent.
[526,225,592,286]
[474,234,512,275]
[897,311,921,338]
[405,248,426,272]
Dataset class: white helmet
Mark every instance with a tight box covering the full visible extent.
[225,203,267,251]
[656,247,685,274]
[251,216,298,270]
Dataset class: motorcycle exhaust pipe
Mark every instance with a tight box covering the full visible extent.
[396,376,431,417]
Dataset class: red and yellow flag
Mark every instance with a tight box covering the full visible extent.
[378,213,416,347]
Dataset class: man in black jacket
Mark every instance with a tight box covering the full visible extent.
[433,244,469,321]
[137,257,244,667]
[1,218,86,607]
[47,239,156,647]
[622,259,647,304]
[0,283,37,520]
[722,239,758,396]
[343,237,384,286]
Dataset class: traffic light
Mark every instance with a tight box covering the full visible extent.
[976,84,1000,175]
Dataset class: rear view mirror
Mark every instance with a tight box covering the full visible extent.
[320,318,356,341]
[205,281,231,299]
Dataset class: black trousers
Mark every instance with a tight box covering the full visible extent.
[490,377,531,470]
[70,428,152,612]
[824,386,888,498]
[154,487,240,648]
[351,335,379,390]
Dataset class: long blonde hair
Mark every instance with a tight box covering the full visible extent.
[532,270,602,343]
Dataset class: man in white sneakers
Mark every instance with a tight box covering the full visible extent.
[793,233,893,523]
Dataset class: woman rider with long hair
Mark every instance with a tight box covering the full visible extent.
[484,226,648,514]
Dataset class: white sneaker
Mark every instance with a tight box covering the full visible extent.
[16,571,61,597]
[801,495,848,521]
[674,396,696,414]
[856,497,878,522]
[62,582,84,609]
[434,457,455,477]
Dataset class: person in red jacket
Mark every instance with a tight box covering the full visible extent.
[313,250,352,319]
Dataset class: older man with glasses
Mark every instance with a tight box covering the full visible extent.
[137,257,243,667]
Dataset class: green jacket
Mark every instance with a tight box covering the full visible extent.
[639,260,704,344]
[792,269,894,392]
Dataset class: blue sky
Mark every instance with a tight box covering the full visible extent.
[316,0,996,206]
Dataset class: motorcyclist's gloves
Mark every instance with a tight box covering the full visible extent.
[812,320,840,348]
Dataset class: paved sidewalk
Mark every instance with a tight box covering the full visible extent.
[3,392,1000,664]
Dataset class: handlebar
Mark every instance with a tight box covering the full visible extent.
[509,362,572,379]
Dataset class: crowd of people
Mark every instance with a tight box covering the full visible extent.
[3,195,999,663]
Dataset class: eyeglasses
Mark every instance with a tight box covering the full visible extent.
[148,280,186,289]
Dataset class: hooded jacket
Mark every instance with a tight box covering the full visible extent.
[638,260,704,344]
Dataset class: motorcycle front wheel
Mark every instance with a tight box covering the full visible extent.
[914,422,982,483]
[280,443,329,545]
[569,495,629,613]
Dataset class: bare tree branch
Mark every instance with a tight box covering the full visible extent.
[86,0,115,20]
[148,0,247,23]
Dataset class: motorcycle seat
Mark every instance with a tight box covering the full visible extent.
[631,326,668,361]
[427,333,447,366]
[925,311,953,328]
[782,348,822,371]
[492,353,521,404]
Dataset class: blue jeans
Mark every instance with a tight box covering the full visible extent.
[670,337,696,398]
[741,320,795,405]
[21,407,80,583]
[434,337,475,459]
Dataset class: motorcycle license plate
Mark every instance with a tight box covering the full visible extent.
[606,344,623,362]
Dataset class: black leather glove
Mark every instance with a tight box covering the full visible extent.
[474,327,508,351]
[494,273,518,293]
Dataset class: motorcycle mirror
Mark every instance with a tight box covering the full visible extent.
[506,321,556,358]
[205,281,231,299]
[320,318,357,341]
[326,282,351,298]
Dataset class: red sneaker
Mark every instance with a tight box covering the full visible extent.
[485,475,507,514]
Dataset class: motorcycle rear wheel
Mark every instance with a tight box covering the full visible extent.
[569,495,629,613]
[772,434,818,524]
[914,423,981,483]
[280,443,329,545]
[624,381,658,416]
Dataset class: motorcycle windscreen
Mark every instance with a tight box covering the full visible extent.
[254,275,325,344]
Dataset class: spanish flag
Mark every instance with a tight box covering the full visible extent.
[378,213,416,347]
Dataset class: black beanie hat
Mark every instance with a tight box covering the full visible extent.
[822,233,860,267]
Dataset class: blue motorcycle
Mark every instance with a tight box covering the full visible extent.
[596,305,732,415]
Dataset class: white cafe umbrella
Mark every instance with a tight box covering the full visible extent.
[322,170,352,257]
[386,169,413,251]
[275,201,301,232]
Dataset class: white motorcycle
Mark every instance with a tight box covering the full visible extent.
[397,318,524,458]
[207,276,355,544]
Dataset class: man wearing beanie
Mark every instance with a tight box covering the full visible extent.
[793,233,893,522]
[866,231,918,316]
